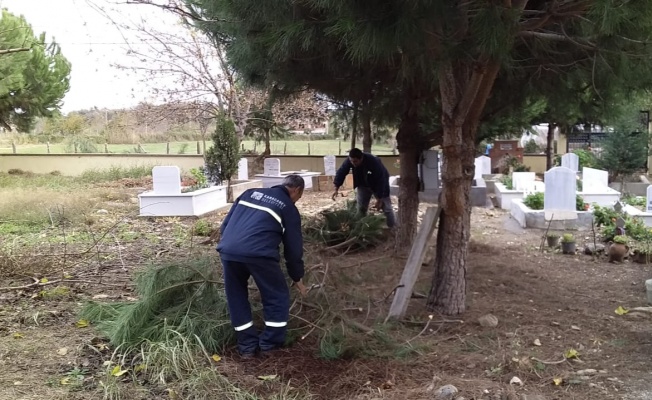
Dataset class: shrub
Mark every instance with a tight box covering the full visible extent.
[524,139,541,154]
[204,117,241,185]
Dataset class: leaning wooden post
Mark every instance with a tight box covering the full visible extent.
[104,142,108,153]
[308,143,311,155]
[196,141,201,154]
[338,140,342,155]
[284,142,287,155]
[46,142,51,154]
[166,142,170,154]
[11,141,16,154]
[386,206,441,320]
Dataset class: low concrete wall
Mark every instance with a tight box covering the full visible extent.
[0,154,401,176]
[510,199,595,230]
[609,182,649,197]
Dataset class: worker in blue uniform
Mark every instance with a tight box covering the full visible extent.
[332,147,396,228]
[217,174,308,358]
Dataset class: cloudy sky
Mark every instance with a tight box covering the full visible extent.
[0,0,179,113]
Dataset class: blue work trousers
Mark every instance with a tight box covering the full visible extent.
[221,258,290,354]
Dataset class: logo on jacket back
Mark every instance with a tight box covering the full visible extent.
[249,190,286,209]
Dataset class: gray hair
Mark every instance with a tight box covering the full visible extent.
[282,174,305,191]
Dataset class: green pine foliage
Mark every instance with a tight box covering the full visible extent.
[304,200,386,251]
[204,117,241,185]
[80,257,234,353]
[597,128,649,182]
[0,10,71,132]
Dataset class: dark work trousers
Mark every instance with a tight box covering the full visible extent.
[356,186,396,228]
[221,258,290,354]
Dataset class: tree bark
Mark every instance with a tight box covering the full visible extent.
[395,98,421,251]
[361,102,372,153]
[427,58,501,315]
[350,103,359,150]
[546,122,555,170]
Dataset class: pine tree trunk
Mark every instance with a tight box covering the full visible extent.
[426,126,474,314]
[361,104,372,153]
[427,58,501,315]
[395,102,420,250]
[350,104,359,150]
[546,122,555,170]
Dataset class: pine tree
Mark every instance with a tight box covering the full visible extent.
[184,0,652,314]
[0,10,71,131]
[204,116,240,186]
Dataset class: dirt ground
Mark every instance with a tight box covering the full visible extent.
[2,186,652,400]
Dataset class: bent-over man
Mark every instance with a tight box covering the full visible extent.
[332,148,396,228]
[217,174,307,358]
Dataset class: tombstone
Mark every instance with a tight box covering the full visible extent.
[152,166,181,195]
[561,153,579,172]
[647,185,652,213]
[421,150,440,190]
[324,155,337,176]
[474,155,491,180]
[582,167,608,192]
[512,172,535,191]
[237,158,249,181]
[544,166,577,220]
[263,158,281,176]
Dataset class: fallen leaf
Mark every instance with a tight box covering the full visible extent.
[57,348,68,356]
[63,274,73,279]
[134,364,145,373]
[533,339,542,346]
[12,333,24,339]
[571,325,581,331]
[615,306,629,315]
[60,377,72,385]
[564,348,580,359]
[553,377,563,386]
[211,354,222,362]
[111,365,128,377]
[76,319,89,328]
[257,374,278,381]
[40,278,49,284]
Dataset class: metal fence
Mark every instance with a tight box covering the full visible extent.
[565,132,609,156]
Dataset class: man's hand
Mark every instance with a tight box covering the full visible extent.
[374,198,383,211]
[331,186,339,201]
[294,280,308,297]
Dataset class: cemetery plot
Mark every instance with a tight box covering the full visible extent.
[138,165,229,216]
[254,157,321,189]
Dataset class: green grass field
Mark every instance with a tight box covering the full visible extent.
[0,140,395,155]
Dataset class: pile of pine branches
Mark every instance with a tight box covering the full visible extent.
[304,200,387,252]
[80,257,235,354]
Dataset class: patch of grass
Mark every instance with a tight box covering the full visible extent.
[78,165,153,184]
[192,219,213,237]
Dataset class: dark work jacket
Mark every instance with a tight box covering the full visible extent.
[217,185,304,282]
[333,153,390,198]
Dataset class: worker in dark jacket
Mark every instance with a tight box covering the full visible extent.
[217,174,307,358]
[332,148,396,228]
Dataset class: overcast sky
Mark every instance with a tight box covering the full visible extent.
[0,0,179,113]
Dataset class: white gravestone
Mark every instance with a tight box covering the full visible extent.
[582,167,608,192]
[512,172,536,191]
[324,155,336,176]
[544,166,577,220]
[647,185,652,213]
[474,156,491,180]
[152,166,181,195]
[561,153,579,173]
[263,158,281,176]
[237,158,249,181]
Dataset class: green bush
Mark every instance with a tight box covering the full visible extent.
[204,117,241,185]
[500,175,513,190]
